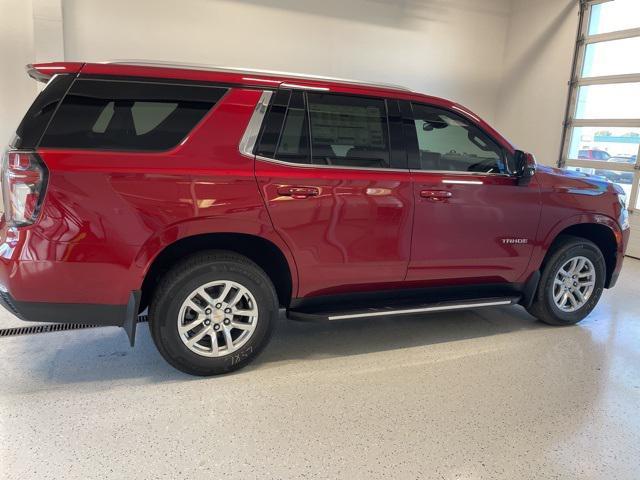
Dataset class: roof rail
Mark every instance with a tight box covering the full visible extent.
[103,60,413,92]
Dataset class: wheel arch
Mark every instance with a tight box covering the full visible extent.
[139,232,296,312]
[542,218,621,288]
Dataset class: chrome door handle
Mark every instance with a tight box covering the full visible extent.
[277,186,320,199]
[420,189,452,201]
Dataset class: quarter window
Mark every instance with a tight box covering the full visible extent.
[411,104,506,174]
[41,79,226,151]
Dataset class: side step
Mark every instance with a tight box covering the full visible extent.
[287,296,521,322]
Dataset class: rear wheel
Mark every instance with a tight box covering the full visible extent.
[527,236,606,325]
[149,251,278,376]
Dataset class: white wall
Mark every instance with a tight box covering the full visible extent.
[61,0,512,123]
[1,0,580,164]
[0,0,64,148]
[0,0,37,146]
[494,0,579,165]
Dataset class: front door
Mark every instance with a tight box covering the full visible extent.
[406,102,542,285]
[254,89,414,297]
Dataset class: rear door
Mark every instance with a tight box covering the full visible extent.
[254,89,414,298]
[406,102,541,285]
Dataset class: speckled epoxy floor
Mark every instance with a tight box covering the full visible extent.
[1,259,639,480]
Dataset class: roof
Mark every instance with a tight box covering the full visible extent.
[25,60,514,152]
[27,60,413,94]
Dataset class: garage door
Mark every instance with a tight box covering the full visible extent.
[560,0,640,258]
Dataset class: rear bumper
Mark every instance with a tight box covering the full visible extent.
[0,288,127,326]
[0,220,140,343]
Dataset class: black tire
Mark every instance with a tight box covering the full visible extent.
[527,235,606,326]
[149,251,278,376]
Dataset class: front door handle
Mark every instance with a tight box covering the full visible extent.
[420,189,452,201]
[277,186,320,199]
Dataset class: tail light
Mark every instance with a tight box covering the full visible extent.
[1,150,47,227]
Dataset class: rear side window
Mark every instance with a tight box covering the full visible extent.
[13,74,75,149]
[40,79,227,151]
[307,93,390,168]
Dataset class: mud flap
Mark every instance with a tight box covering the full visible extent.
[123,290,141,347]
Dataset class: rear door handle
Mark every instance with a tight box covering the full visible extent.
[277,186,320,199]
[420,189,452,201]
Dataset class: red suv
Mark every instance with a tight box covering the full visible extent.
[1,62,630,375]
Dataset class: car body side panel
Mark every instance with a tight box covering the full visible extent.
[256,159,414,297]
[529,167,628,278]
[1,88,299,305]
[407,172,542,286]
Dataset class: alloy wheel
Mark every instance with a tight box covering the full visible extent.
[552,256,596,313]
[177,280,258,357]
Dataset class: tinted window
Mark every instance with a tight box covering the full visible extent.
[275,91,310,164]
[255,90,290,158]
[40,79,226,151]
[307,93,390,168]
[14,74,75,149]
[411,103,505,173]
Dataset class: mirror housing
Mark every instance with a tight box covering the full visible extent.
[513,150,536,185]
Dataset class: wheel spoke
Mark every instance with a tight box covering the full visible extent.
[228,286,247,307]
[554,278,564,286]
[186,299,205,314]
[567,292,578,308]
[575,257,586,274]
[197,288,217,307]
[223,327,234,350]
[554,288,564,301]
[208,331,219,355]
[573,289,586,304]
[179,314,205,333]
[187,326,211,347]
[233,306,258,317]
[231,320,252,331]
[216,282,233,303]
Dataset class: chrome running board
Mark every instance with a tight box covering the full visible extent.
[287,296,521,322]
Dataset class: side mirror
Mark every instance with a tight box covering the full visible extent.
[514,150,536,185]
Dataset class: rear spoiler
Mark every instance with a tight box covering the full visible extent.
[26,62,84,83]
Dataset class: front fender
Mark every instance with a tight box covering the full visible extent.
[530,213,623,272]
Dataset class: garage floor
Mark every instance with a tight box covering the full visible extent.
[1,259,639,480]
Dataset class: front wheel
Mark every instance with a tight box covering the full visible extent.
[527,235,606,326]
[149,251,278,376]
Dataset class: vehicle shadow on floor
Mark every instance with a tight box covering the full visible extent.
[4,304,552,389]
[256,305,548,368]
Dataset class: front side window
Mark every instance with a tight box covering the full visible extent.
[307,93,390,168]
[411,103,506,174]
[40,79,226,151]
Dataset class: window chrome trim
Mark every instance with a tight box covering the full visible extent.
[238,90,273,158]
[255,154,514,177]
[255,155,408,173]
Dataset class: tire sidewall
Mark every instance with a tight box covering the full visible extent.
[151,260,277,375]
[540,242,605,324]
